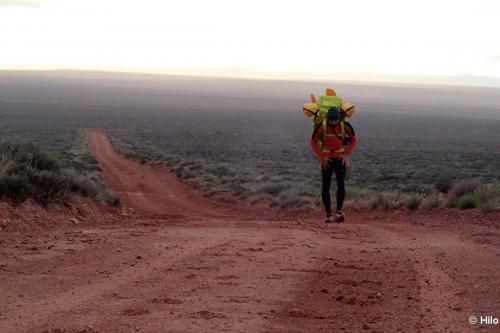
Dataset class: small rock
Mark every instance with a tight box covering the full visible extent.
[70,218,78,224]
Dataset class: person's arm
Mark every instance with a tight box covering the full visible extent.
[344,122,357,155]
[310,125,328,158]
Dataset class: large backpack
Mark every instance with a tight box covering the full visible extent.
[303,88,355,127]
[303,88,356,153]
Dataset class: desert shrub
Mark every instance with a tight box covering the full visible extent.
[400,183,434,195]
[0,142,62,204]
[450,179,480,199]
[456,194,478,209]
[0,174,33,204]
[28,169,71,204]
[204,164,232,177]
[228,181,246,196]
[422,195,441,210]
[95,190,121,207]
[405,194,423,210]
[372,191,402,211]
[63,168,101,197]
[435,177,454,194]
[0,142,61,172]
[446,197,458,208]
[478,196,500,214]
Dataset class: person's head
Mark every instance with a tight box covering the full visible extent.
[327,107,341,124]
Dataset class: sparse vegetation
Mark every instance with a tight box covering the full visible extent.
[1,75,499,212]
[405,194,423,211]
[1,142,80,204]
[450,179,481,200]
[422,195,441,210]
[0,138,120,207]
[103,110,499,212]
[371,192,402,211]
[455,184,500,212]
[435,177,453,194]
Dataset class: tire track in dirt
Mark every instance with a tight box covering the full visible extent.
[0,228,230,333]
[267,221,500,333]
[67,227,332,333]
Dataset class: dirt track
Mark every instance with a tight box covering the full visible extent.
[1,129,499,333]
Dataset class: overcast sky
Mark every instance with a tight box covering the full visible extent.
[1,0,500,83]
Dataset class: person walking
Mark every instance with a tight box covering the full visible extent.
[310,107,358,223]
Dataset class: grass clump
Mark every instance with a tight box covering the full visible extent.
[371,191,402,211]
[1,142,65,204]
[456,194,477,210]
[434,177,453,194]
[422,195,441,210]
[95,189,121,207]
[450,179,480,199]
[405,194,423,210]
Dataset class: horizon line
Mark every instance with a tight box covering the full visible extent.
[2,67,500,90]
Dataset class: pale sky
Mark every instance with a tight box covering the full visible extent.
[1,0,500,82]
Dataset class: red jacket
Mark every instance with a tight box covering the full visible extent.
[310,121,357,159]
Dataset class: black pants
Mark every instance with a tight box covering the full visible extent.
[321,157,346,215]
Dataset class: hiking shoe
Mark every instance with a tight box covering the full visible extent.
[334,211,345,223]
[324,215,333,223]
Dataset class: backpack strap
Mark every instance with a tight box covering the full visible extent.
[321,118,328,143]
[319,120,347,153]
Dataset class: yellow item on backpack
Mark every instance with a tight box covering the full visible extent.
[302,88,356,128]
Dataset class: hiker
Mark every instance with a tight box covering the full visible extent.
[310,107,357,223]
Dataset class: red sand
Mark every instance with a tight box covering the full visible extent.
[0,129,498,333]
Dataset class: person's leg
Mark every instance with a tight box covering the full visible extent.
[332,158,347,211]
[321,159,335,216]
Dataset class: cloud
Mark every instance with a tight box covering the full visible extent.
[0,0,42,7]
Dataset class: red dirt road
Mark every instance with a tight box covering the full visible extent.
[1,129,499,333]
